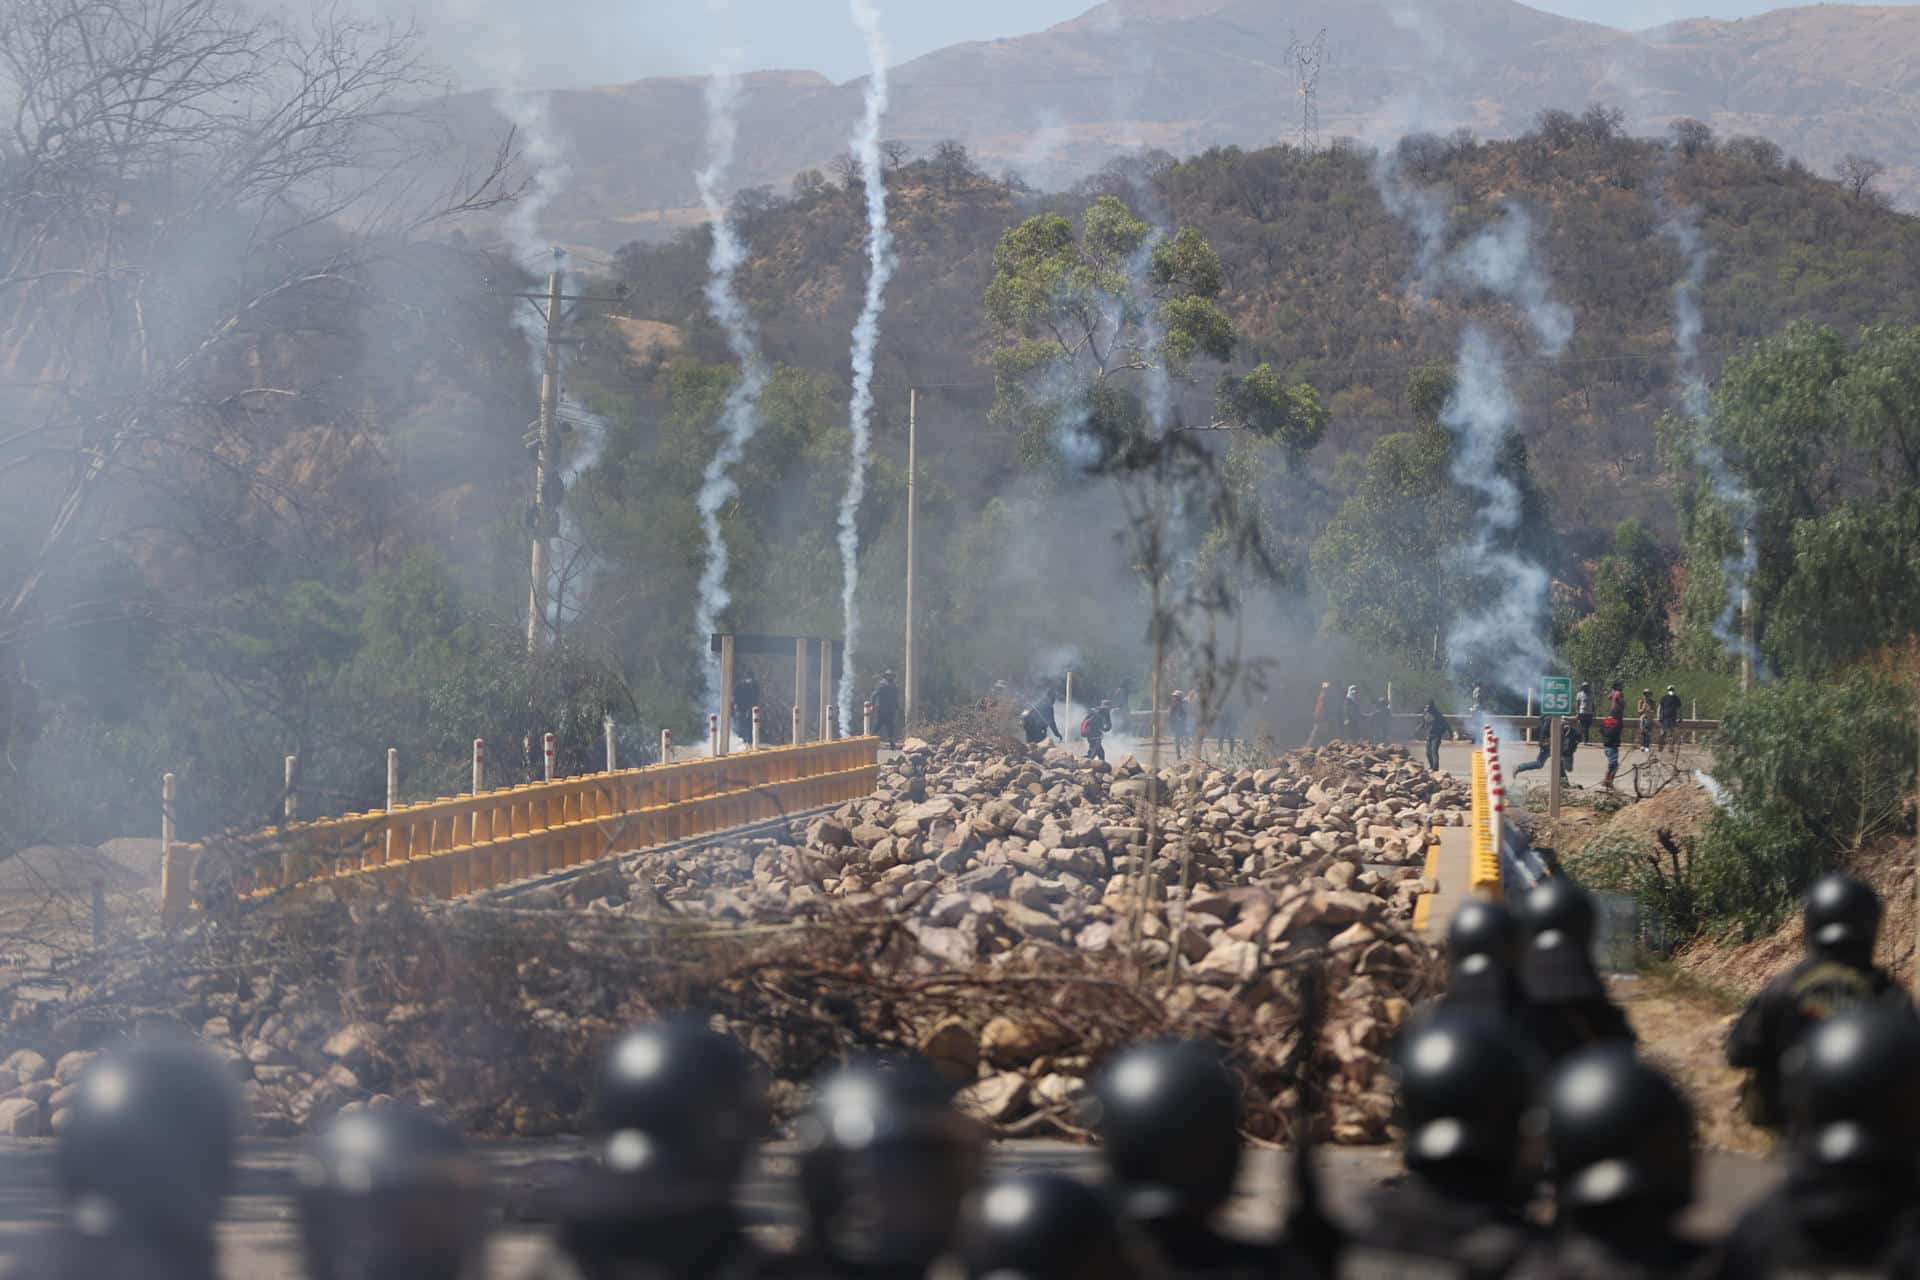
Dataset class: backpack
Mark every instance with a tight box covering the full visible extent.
[1080,713,1098,737]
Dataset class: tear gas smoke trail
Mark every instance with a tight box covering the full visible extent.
[1695,768,1733,811]
[497,86,573,378]
[1392,198,1570,696]
[1440,326,1556,695]
[693,20,770,718]
[1662,206,1764,679]
[835,0,896,735]
[1372,151,1449,292]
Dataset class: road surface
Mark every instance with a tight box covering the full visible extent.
[0,1137,1779,1277]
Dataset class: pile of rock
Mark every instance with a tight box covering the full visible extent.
[0,736,1464,1143]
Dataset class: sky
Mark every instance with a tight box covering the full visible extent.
[362,0,1920,91]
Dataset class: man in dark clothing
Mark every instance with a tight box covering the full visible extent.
[1518,877,1636,1066]
[1559,717,1579,781]
[1371,696,1394,745]
[1606,680,1625,720]
[1341,685,1361,740]
[1715,1006,1920,1278]
[1081,701,1113,762]
[1418,699,1447,771]
[1168,689,1192,760]
[870,669,900,748]
[732,668,762,734]
[1574,681,1594,743]
[1341,1008,1540,1278]
[1726,872,1905,1130]
[1021,698,1061,747]
[1657,686,1682,752]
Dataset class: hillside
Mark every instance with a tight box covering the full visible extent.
[442,0,1920,254]
[603,124,1920,567]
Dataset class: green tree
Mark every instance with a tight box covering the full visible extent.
[1563,519,1672,681]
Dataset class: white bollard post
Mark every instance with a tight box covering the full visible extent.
[162,772,176,853]
[604,716,617,772]
[386,748,399,861]
[472,739,485,795]
[791,705,802,747]
[1064,670,1075,742]
[543,732,556,783]
[284,755,298,824]
[709,713,720,757]
[863,701,874,737]
[752,706,762,752]
[661,729,673,763]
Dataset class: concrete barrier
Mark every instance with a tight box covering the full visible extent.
[160,738,881,924]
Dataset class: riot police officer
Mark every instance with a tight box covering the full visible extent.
[1442,897,1551,1075]
[783,1054,984,1279]
[1726,872,1903,1129]
[1512,1048,1708,1278]
[1342,1007,1539,1278]
[955,1173,1154,1280]
[43,1039,239,1280]
[1518,877,1635,1064]
[297,1104,487,1280]
[540,1017,770,1279]
[1715,1005,1920,1276]
[1088,1039,1321,1278]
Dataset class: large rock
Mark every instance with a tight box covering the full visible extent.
[4,1050,49,1085]
[981,1016,1071,1068]
[0,1098,44,1137]
[957,1072,1029,1124]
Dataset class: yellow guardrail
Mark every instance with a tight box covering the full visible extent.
[159,739,880,923]
[1468,749,1501,900]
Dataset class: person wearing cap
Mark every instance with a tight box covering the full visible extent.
[1714,1005,1920,1276]
[1340,1007,1540,1276]
[1081,700,1114,762]
[870,669,900,749]
[1726,873,1905,1130]
[1510,1048,1709,1278]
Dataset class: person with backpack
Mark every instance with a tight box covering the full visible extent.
[1080,701,1113,762]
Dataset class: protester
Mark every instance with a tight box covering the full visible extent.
[870,669,900,748]
[1417,698,1447,771]
[1307,681,1330,748]
[1574,681,1594,743]
[1658,685,1682,752]
[1636,688,1656,749]
[1599,711,1623,791]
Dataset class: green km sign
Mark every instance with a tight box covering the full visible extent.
[1540,675,1575,717]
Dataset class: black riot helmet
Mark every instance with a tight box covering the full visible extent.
[589,1017,766,1194]
[1803,873,1881,968]
[957,1173,1147,1280]
[1543,1046,1694,1219]
[1390,1007,1534,1181]
[58,1039,239,1250]
[796,1054,984,1273]
[1449,897,1522,975]
[1524,876,1598,952]
[1782,1004,1920,1173]
[1088,1039,1242,1222]
[297,1105,486,1280]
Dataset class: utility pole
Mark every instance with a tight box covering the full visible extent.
[527,251,564,654]
[1739,528,1756,695]
[904,387,918,731]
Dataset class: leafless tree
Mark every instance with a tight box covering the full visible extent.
[828,151,865,192]
[0,0,517,846]
[1837,153,1886,203]
[1669,118,1714,159]
[879,139,912,172]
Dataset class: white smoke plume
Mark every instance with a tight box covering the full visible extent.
[693,11,770,718]
[1662,202,1764,679]
[835,0,896,735]
[497,86,573,375]
[1440,326,1556,693]
[1372,150,1450,289]
[1449,205,1573,356]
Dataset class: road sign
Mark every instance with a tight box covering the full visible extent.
[1540,676,1575,717]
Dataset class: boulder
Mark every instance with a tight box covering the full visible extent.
[0,1098,44,1137]
[981,1016,1072,1068]
[957,1072,1029,1124]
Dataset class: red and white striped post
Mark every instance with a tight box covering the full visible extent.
[472,739,485,795]
[1486,731,1505,863]
[543,732,556,783]
[863,701,874,737]
[751,706,762,752]
[709,713,720,757]
[660,729,673,763]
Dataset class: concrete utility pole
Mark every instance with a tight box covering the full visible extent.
[1740,528,1756,695]
[904,388,918,730]
[527,253,564,654]
[1548,717,1563,818]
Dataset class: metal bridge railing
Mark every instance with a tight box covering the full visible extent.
[159,738,880,924]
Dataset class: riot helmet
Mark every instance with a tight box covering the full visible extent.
[1544,1046,1694,1218]
[1782,1004,1920,1173]
[957,1173,1146,1280]
[1390,1007,1533,1181]
[297,1105,486,1280]
[1088,1039,1241,1223]
[1803,874,1880,968]
[589,1016,766,1196]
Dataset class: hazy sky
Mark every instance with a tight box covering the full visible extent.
[381,0,1920,91]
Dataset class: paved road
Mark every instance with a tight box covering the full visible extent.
[0,1137,1779,1277]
